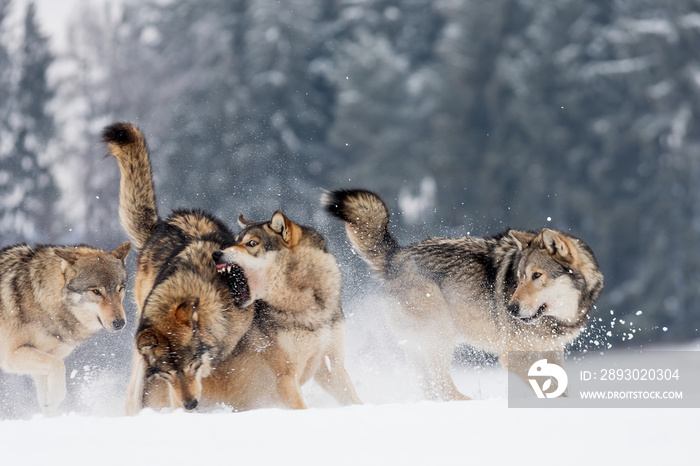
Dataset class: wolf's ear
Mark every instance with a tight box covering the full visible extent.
[111,242,132,262]
[509,230,536,251]
[270,211,302,247]
[238,214,256,228]
[539,229,573,262]
[174,297,200,329]
[55,248,80,273]
[54,248,80,264]
[136,328,160,359]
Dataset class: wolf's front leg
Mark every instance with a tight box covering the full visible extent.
[6,346,66,415]
[125,349,146,415]
[266,354,306,409]
[32,374,50,407]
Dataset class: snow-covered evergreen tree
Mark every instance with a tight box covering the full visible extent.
[0,0,16,243]
[54,2,153,245]
[25,0,700,344]
[0,1,58,244]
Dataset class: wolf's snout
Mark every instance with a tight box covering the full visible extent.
[507,303,520,316]
[112,318,126,330]
[212,250,223,262]
[183,399,199,411]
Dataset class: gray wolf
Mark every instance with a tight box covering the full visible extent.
[210,211,362,409]
[0,241,131,415]
[102,122,253,414]
[322,189,604,400]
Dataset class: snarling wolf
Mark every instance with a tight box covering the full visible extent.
[322,189,603,400]
[209,212,362,410]
[0,241,131,415]
[102,122,253,414]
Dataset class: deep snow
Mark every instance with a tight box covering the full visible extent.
[0,295,696,465]
[0,382,694,465]
[1,351,696,465]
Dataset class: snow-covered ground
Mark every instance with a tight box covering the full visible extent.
[1,294,696,464]
[1,372,694,465]
[2,339,697,465]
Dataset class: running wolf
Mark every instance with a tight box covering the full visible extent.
[210,212,362,409]
[0,241,131,415]
[102,122,253,414]
[322,189,604,400]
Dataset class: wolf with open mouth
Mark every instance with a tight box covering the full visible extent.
[208,211,362,410]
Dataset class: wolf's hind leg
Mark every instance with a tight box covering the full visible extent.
[314,339,362,406]
[314,366,362,405]
[313,327,362,405]
[387,279,469,401]
[403,338,469,401]
[426,345,471,401]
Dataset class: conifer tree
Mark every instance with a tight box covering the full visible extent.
[0,0,17,241]
[0,1,58,243]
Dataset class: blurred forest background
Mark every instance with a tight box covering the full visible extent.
[2,0,700,352]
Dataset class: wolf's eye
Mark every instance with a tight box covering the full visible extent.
[157,370,175,381]
[92,289,102,296]
[532,272,542,280]
[246,240,258,248]
[146,367,171,380]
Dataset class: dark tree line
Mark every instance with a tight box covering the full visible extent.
[2,0,700,345]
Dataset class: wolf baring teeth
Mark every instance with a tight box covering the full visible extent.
[322,189,604,400]
[209,212,362,410]
[215,261,250,307]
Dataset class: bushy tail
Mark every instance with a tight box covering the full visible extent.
[321,189,400,277]
[102,122,158,250]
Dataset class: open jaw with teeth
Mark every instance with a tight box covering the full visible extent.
[216,262,251,307]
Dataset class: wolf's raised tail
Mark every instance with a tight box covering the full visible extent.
[102,122,158,250]
[322,189,401,278]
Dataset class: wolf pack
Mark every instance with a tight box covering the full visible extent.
[0,122,604,416]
